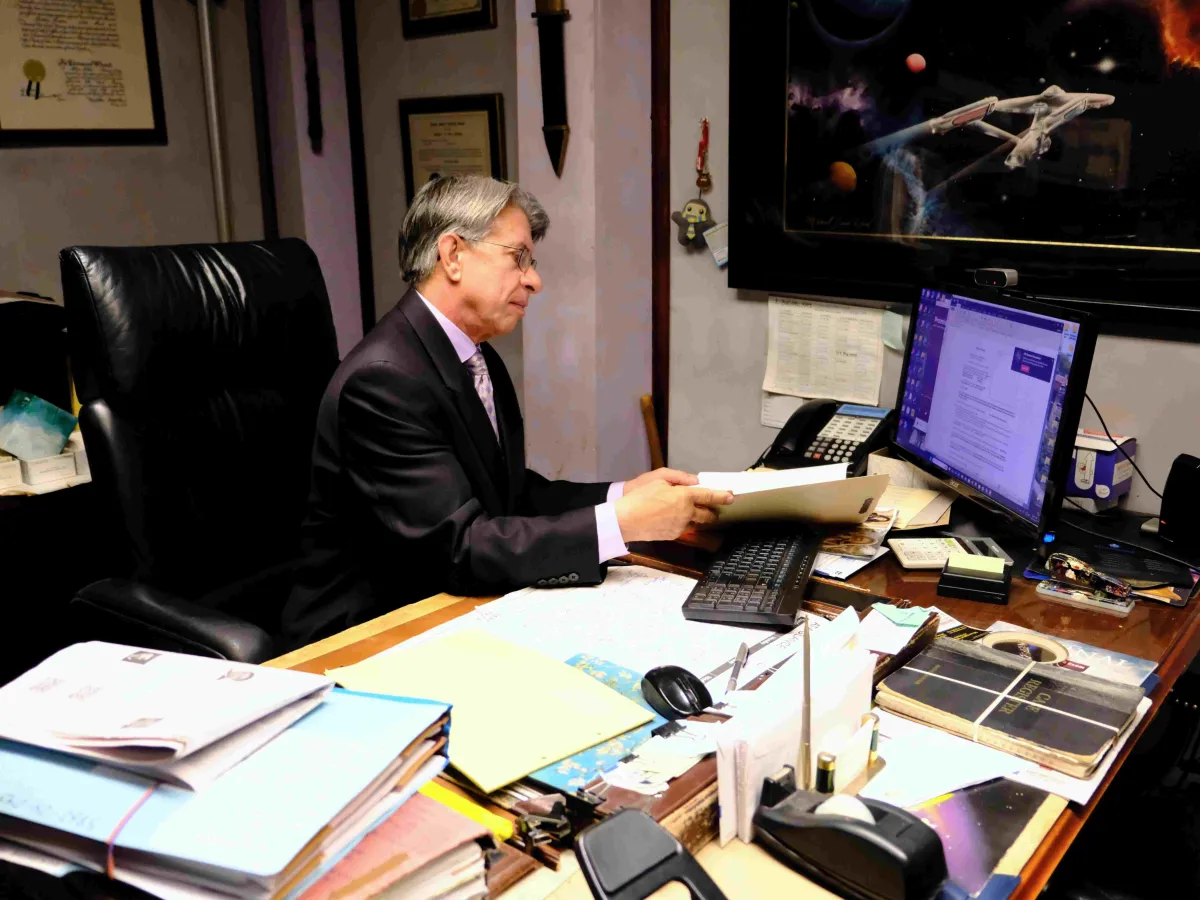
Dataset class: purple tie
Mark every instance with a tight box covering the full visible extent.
[465,351,499,441]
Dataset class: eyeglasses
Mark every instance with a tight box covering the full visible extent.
[472,239,538,273]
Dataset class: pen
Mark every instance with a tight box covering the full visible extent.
[726,642,749,693]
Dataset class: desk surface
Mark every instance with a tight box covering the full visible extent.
[268,546,1200,900]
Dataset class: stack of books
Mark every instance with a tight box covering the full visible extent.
[0,642,466,899]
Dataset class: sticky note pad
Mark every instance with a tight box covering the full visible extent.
[944,553,1006,578]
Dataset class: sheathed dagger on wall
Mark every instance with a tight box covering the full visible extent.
[532,0,570,176]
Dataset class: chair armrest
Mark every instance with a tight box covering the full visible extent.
[70,579,275,662]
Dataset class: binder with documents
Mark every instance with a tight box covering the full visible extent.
[0,689,451,899]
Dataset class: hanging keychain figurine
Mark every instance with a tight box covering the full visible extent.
[672,118,717,249]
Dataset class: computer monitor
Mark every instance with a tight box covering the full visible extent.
[892,285,1097,537]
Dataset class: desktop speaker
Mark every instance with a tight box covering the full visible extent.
[1159,454,1200,550]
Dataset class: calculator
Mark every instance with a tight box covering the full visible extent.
[888,537,968,570]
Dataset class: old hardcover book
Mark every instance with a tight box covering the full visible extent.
[876,638,1143,777]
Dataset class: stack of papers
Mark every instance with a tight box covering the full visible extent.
[0,644,454,899]
[0,642,333,789]
[0,688,452,899]
[296,792,492,900]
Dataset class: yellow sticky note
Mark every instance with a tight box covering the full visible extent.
[329,629,654,793]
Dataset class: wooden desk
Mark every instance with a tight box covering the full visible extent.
[267,548,1200,900]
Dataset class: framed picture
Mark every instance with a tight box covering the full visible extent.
[0,0,166,147]
[399,94,507,203]
[729,1,1200,333]
[400,0,497,40]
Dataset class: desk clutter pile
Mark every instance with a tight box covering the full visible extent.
[0,643,479,900]
[0,568,1164,900]
[0,389,90,495]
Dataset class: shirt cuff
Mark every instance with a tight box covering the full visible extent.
[607,481,625,503]
[595,500,629,563]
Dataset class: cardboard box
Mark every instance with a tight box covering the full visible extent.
[0,457,20,489]
[1069,430,1136,502]
[19,450,77,486]
[67,431,89,478]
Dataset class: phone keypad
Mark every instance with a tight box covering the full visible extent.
[803,414,880,462]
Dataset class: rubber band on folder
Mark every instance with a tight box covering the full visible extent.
[106,784,158,879]
[970,660,1037,742]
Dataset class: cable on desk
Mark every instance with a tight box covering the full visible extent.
[1084,394,1163,500]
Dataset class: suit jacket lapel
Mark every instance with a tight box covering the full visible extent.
[399,290,507,506]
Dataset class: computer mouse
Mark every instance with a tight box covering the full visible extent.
[641,665,713,720]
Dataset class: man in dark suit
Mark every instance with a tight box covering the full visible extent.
[284,175,732,647]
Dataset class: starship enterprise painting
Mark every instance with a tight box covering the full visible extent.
[785,0,1200,250]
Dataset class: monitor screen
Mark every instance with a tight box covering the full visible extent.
[895,288,1082,530]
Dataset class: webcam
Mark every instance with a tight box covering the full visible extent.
[974,268,1019,288]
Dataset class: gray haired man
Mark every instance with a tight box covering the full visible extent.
[284,175,731,647]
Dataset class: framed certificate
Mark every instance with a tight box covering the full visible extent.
[0,0,166,146]
[399,94,506,203]
[400,0,496,40]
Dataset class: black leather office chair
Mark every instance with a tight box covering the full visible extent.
[59,240,339,662]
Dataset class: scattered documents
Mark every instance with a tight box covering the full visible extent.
[927,606,963,632]
[857,609,921,656]
[705,609,858,695]
[763,297,884,406]
[0,641,333,789]
[698,466,890,525]
[859,710,1025,809]
[329,629,654,793]
[814,547,889,579]
[0,689,451,899]
[867,450,951,492]
[378,566,771,682]
[760,391,808,429]
[876,485,940,530]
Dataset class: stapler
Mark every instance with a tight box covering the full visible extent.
[754,784,946,900]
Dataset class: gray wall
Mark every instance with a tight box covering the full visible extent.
[670,0,1200,516]
[356,1,522,388]
[0,0,263,297]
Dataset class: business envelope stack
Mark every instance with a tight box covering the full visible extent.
[0,643,452,899]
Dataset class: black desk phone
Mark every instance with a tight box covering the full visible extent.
[757,399,894,475]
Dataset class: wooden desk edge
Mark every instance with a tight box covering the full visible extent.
[267,560,1200,900]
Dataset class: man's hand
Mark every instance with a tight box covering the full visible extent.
[614,481,734,543]
[622,467,699,495]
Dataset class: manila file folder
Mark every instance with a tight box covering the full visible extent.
[329,629,654,793]
[699,467,890,525]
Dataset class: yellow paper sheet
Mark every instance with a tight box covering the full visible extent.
[328,629,653,793]
[878,484,940,529]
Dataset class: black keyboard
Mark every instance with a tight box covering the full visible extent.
[681,528,820,628]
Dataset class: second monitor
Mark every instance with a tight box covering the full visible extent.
[892,285,1097,539]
